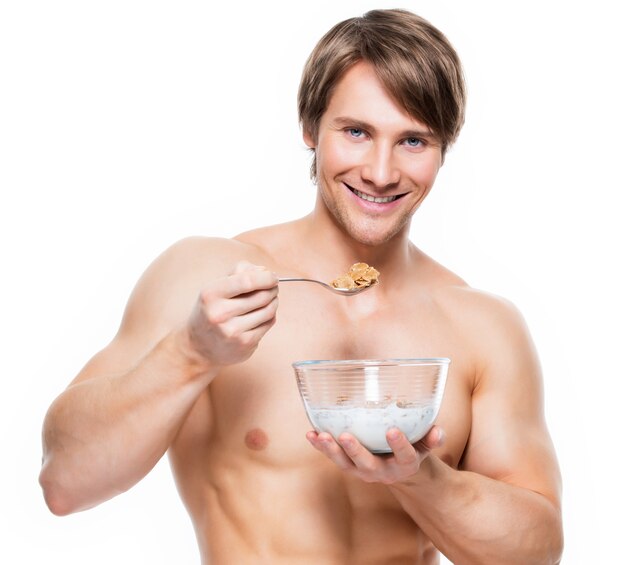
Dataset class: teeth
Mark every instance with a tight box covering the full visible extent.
[352,188,398,203]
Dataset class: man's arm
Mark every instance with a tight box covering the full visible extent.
[392,295,562,563]
[307,294,563,564]
[39,238,278,515]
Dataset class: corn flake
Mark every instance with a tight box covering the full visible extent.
[331,262,380,289]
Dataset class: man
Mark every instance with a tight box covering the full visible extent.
[40,9,563,564]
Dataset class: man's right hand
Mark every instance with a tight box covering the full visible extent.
[186,261,279,367]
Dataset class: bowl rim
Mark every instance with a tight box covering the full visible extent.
[292,357,450,369]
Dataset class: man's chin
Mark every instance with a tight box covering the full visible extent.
[326,202,411,247]
[345,226,405,247]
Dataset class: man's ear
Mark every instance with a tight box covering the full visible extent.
[303,129,316,149]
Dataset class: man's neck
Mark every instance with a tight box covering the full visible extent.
[297,210,416,281]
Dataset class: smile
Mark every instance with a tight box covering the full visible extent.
[348,186,403,203]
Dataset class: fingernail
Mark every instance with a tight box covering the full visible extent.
[437,428,446,445]
[338,436,350,447]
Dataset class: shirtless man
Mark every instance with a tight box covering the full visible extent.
[39,9,563,564]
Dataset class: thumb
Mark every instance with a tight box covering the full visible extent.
[420,425,445,450]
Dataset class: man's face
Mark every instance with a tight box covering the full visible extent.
[304,61,443,247]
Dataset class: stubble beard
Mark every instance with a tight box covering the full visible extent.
[320,188,413,247]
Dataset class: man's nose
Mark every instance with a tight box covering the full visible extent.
[361,143,400,188]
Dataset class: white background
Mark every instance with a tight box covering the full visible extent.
[1,0,624,563]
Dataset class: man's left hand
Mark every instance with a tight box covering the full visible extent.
[306,426,445,484]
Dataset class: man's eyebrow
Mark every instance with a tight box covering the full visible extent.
[332,116,436,139]
[333,116,374,130]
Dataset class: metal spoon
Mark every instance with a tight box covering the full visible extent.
[278,277,377,296]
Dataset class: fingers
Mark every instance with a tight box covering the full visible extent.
[200,262,278,320]
[226,295,279,342]
[306,426,447,485]
[307,430,396,482]
[227,261,277,297]
[337,433,384,476]
[202,285,278,323]
[386,428,420,465]
[223,264,278,299]
[187,262,279,366]
[417,426,445,450]
[306,431,356,472]
[209,291,278,344]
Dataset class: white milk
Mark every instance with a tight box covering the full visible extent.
[308,403,435,453]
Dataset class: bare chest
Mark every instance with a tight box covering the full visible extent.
[208,285,474,468]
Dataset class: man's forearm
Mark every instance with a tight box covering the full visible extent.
[389,456,563,565]
[39,330,216,515]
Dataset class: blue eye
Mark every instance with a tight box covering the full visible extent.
[405,137,422,147]
[348,128,363,137]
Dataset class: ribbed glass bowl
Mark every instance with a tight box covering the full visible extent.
[293,358,450,453]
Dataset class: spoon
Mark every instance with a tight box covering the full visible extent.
[278,277,377,296]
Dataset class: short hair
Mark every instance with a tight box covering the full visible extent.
[298,9,466,178]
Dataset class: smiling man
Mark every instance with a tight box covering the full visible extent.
[303,63,443,248]
[39,9,563,564]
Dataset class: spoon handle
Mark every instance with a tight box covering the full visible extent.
[278,277,324,284]
[277,277,372,296]
[278,277,332,289]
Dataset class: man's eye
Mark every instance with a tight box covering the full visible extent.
[348,128,364,137]
[405,137,423,147]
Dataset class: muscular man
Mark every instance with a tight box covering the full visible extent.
[39,9,563,564]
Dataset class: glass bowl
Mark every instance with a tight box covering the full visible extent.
[293,358,450,453]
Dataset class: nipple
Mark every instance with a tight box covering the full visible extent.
[244,428,269,451]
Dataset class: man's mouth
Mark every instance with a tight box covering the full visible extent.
[347,185,404,204]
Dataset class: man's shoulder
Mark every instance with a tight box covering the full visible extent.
[129,235,268,309]
[427,269,534,386]
[435,283,533,381]
[421,255,527,336]
[157,235,270,273]
[138,222,299,296]
[116,235,272,341]
[441,284,524,327]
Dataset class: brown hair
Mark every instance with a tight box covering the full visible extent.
[298,9,466,177]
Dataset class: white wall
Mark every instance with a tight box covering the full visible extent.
[1,1,623,562]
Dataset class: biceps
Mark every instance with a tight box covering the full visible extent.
[461,388,561,503]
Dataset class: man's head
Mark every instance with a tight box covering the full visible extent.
[298,9,466,180]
